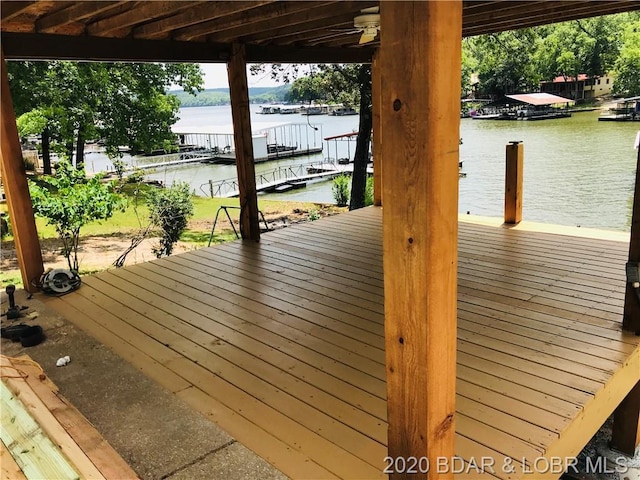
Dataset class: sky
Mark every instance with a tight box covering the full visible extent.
[198,63,308,89]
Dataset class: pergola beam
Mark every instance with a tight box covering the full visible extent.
[381,2,461,477]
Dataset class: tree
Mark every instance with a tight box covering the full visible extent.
[28,160,126,271]
[284,64,372,210]
[469,30,540,97]
[533,17,620,99]
[7,61,204,169]
[613,18,640,96]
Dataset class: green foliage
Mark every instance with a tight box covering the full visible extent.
[364,176,374,207]
[7,61,204,163]
[613,18,640,96]
[332,175,350,207]
[308,209,320,221]
[465,12,638,97]
[28,160,127,271]
[16,109,48,138]
[170,86,291,107]
[146,182,194,258]
[284,65,364,108]
[470,30,541,96]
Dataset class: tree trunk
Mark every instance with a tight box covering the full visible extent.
[75,128,85,168]
[65,140,74,164]
[42,126,51,174]
[349,67,372,211]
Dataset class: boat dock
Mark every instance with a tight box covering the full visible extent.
[174,122,324,163]
[129,151,218,171]
[201,162,359,198]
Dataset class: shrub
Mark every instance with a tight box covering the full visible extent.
[332,174,350,207]
[146,182,194,258]
[364,175,374,206]
[29,160,126,271]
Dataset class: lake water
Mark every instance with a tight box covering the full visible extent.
[85,105,640,232]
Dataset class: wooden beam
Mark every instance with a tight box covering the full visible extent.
[204,1,361,44]
[1,32,232,62]
[174,1,339,42]
[0,1,37,20]
[623,144,640,334]
[380,2,461,478]
[612,380,640,456]
[0,50,44,292]
[35,1,126,33]
[239,11,355,45]
[504,141,524,225]
[86,1,199,37]
[132,1,275,39]
[227,44,260,242]
[1,32,373,64]
[372,49,382,207]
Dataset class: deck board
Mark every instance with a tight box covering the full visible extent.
[44,207,640,479]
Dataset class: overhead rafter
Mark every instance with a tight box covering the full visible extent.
[204,1,371,44]
[234,10,358,45]
[173,1,340,41]
[86,1,200,37]
[34,2,127,33]
[131,1,276,40]
[1,1,39,21]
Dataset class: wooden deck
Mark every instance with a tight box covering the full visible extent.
[43,207,640,479]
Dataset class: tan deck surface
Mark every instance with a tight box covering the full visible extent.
[44,207,640,479]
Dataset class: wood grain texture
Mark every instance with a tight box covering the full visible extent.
[44,208,640,480]
[0,51,44,291]
[380,2,462,478]
[227,43,260,241]
[504,142,523,224]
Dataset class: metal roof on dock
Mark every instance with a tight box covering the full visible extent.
[504,93,573,106]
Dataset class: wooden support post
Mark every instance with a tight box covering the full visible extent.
[0,50,44,291]
[372,50,382,207]
[504,141,523,225]
[380,3,461,478]
[623,140,640,333]
[227,44,260,241]
[612,380,640,456]
[613,139,640,455]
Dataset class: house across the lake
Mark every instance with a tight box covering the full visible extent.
[540,73,615,100]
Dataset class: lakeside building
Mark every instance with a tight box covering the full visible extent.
[540,73,615,100]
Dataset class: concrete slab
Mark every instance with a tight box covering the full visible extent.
[166,442,289,480]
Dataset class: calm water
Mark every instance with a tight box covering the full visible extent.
[86,106,640,232]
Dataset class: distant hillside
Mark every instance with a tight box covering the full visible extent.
[170,85,291,107]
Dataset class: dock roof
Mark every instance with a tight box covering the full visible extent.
[505,93,573,106]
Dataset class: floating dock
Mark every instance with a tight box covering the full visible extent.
[173,122,324,164]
